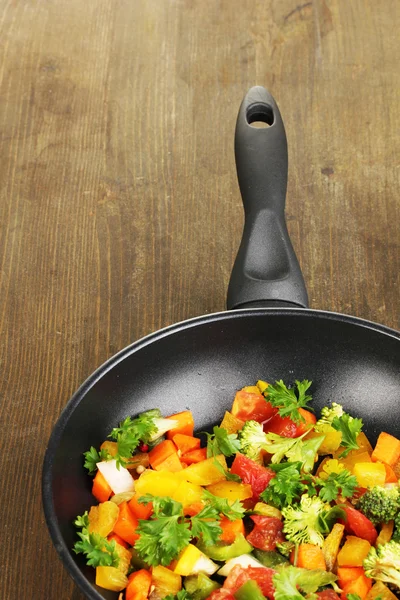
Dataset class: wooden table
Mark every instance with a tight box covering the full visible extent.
[1,1,399,598]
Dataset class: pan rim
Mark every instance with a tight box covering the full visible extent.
[42,307,400,600]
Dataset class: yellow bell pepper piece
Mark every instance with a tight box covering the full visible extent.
[322,522,345,571]
[376,521,394,546]
[206,481,253,502]
[174,544,204,576]
[253,502,282,519]
[134,469,180,497]
[337,536,371,567]
[172,480,204,509]
[152,565,182,595]
[95,566,128,591]
[88,501,119,537]
[178,455,228,486]
[242,385,260,394]
[310,425,342,455]
[366,581,399,600]
[353,461,386,488]
[256,380,268,394]
[339,451,372,473]
[114,544,132,574]
[220,411,245,434]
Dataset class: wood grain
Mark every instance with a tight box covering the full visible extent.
[0,0,399,598]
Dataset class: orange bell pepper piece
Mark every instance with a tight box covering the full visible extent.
[128,493,153,520]
[172,433,201,455]
[166,411,195,439]
[149,439,177,469]
[180,447,207,465]
[113,501,139,546]
[219,516,245,543]
[371,432,400,466]
[92,470,112,503]
[290,543,326,570]
[340,574,372,600]
[126,569,152,600]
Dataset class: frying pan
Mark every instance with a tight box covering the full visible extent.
[42,86,400,600]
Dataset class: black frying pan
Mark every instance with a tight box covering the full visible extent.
[42,87,400,600]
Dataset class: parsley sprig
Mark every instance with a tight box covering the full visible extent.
[134,492,246,567]
[260,461,357,508]
[331,412,363,457]
[316,469,358,502]
[260,462,307,509]
[273,566,338,600]
[83,447,112,475]
[265,379,313,423]
[73,512,120,568]
[205,426,241,458]
[109,409,161,468]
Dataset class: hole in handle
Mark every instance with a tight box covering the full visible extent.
[246,103,274,128]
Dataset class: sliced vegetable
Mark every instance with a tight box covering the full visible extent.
[92,470,112,503]
[291,543,326,570]
[199,533,253,561]
[95,566,128,591]
[113,501,139,546]
[125,568,152,600]
[96,459,135,494]
[371,432,400,466]
[231,389,277,423]
[166,411,195,439]
[337,536,372,567]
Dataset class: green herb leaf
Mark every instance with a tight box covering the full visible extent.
[265,380,313,423]
[73,512,120,568]
[213,458,242,482]
[273,566,338,600]
[206,426,241,458]
[316,469,358,502]
[202,489,246,520]
[260,462,306,509]
[331,413,363,458]
[134,495,191,566]
[109,409,161,468]
[190,504,222,546]
[83,447,111,475]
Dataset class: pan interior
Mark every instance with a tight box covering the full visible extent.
[44,310,400,599]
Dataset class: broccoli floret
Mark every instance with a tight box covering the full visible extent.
[281,494,332,547]
[239,420,268,464]
[356,485,400,525]
[316,402,344,427]
[364,540,400,589]
[392,512,400,542]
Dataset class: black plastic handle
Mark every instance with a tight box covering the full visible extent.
[227,86,309,310]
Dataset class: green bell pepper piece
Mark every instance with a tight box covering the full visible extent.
[198,533,253,561]
[184,573,220,600]
[234,579,266,600]
[252,549,289,568]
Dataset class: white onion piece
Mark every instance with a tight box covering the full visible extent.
[97,460,135,494]
[190,554,219,576]
[149,418,179,442]
[217,554,265,577]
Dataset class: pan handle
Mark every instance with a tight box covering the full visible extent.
[227,86,309,309]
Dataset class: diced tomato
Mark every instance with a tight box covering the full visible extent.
[246,515,285,551]
[341,506,378,545]
[207,590,235,600]
[231,390,277,423]
[263,408,316,438]
[230,454,275,501]
[223,565,276,600]
[316,591,341,600]
[264,414,299,437]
